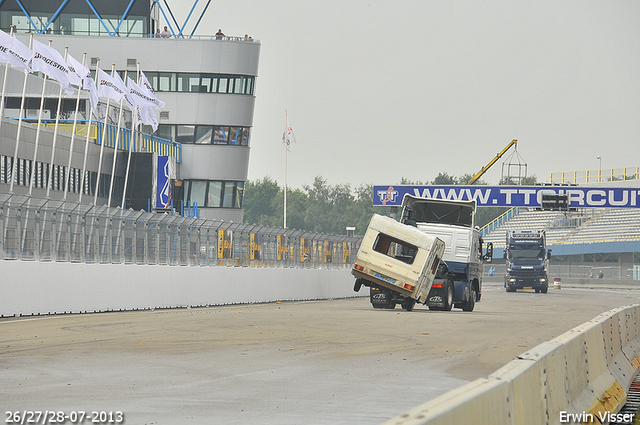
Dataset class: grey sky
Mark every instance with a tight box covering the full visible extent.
[170,0,640,189]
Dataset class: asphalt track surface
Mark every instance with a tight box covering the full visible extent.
[2,281,640,425]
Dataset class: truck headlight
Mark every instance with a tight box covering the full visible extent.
[540,278,547,283]
[509,278,516,283]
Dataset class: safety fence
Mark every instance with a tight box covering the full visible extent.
[384,304,640,425]
[0,193,361,269]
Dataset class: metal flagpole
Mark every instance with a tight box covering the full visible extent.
[9,33,33,193]
[0,26,15,144]
[27,39,54,196]
[94,64,115,205]
[107,69,128,207]
[121,64,139,209]
[45,46,69,198]
[284,110,287,229]
[79,57,99,203]
[63,52,87,200]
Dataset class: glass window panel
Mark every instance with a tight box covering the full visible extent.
[195,126,212,144]
[222,182,235,208]
[234,77,242,94]
[246,77,253,95]
[176,125,195,144]
[207,181,222,207]
[157,72,175,91]
[241,128,250,146]
[218,77,228,93]
[200,74,216,93]
[228,127,240,145]
[189,180,207,207]
[213,126,229,144]
[235,182,245,208]
[157,124,174,142]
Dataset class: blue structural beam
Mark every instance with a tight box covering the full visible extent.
[189,0,211,38]
[13,0,39,33]
[40,0,71,34]
[83,0,114,36]
[113,0,136,37]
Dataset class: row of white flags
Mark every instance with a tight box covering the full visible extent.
[0,29,164,131]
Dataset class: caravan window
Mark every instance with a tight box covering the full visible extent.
[373,233,418,265]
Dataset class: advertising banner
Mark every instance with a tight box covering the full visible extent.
[157,156,175,209]
[373,185,640,208]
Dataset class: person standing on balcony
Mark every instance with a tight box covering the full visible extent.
[215,29,225,40]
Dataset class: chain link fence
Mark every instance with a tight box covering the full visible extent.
[0,194,362,269]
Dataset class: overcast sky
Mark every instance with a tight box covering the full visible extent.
[170,0,640,189]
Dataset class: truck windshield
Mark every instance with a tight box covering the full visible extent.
[509,245,545,260]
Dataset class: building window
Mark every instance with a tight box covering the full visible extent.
[185,180,245,209]
[143,72,254,95]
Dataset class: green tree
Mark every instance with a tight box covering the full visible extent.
[431,172,458,185]
[243,177,282,226]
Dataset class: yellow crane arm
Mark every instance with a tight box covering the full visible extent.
[466,139,518,185]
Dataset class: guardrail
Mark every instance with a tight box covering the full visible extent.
[480,207,519,237]
[550,167,640,184]
[384,304,640,425]
[30,119,182,163]
[0,194,361,269]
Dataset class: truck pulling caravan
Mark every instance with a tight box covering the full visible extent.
[352,195,493,312]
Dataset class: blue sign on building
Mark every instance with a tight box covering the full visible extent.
[373,185,640,208]
[157,156,173,209]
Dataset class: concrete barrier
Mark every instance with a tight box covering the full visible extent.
[384,304,640,425]
[0,261,358,317]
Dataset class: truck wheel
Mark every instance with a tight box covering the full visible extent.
[354,280,362,292]
[443,281,454,311]
[385,301,396,310]
[462,289,476,312]
[541,286,548,294]
[402,299,416,312]
[506,286,515,293]
[535,288,540,293]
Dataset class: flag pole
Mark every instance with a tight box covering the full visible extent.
[63,52,87,200]
[107,69,128,207]
[284,110,287,229]
[121,64,139,209]
[0,26,14,143]
[94,64,115,205]
[28,39,54,196]
[79,57,99,203]
[8,31,31,194]
[45,46,68,198]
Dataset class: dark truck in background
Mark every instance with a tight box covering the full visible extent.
[504,229,551,293]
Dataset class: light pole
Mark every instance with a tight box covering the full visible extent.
[597,156,602,182]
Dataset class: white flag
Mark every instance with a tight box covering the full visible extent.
[66,54,98,114]
[140,105,158,132]
[139,71,165,109]
[32,40,74,95]
[127,77,165,109]
[112,71,135,110]
[282,117,296,151]
[96,68,127,103]
[65,54,86,87]
[0,30,33,73]
[84,69,99,115]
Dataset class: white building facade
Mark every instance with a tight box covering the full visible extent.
[0,0,260,222]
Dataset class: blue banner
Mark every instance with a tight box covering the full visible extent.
[373,185,640,208]
[157,156,172,209]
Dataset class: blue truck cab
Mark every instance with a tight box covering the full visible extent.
[504,229,551,293]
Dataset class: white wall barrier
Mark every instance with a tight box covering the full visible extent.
[384,305,640,425]
[0,261,358,317]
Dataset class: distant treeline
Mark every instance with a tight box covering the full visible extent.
[243,173,537,235]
